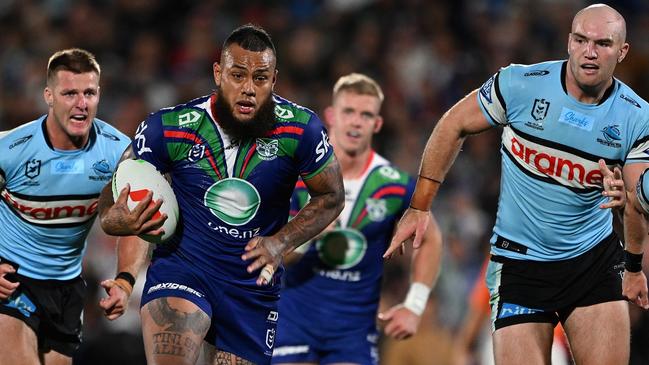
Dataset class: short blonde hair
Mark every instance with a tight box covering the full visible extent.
[332,73,384,104]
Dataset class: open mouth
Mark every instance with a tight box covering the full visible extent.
[236,100,256,114]
[70,114,88,122]
[580,63,599,74]
[347,130,361,139]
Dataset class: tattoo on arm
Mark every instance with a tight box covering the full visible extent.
[277,160,344,251]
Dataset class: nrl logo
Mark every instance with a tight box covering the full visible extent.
[256,139,279,161]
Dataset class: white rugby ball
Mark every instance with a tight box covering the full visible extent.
[111,159,179,244]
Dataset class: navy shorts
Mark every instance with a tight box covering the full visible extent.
[141,254,279,365]
[0,273,85,357]
[272,314,379,365]
[486,232,624,330]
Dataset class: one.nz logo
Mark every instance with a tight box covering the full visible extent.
[256,139,278,161]
[597,124,622,148]
[25,159,41,179]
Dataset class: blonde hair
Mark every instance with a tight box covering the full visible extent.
[332,73,384,104]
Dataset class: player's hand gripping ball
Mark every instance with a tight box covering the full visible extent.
[112,159,179,243]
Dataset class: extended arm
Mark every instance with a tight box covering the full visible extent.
[621,162,649,309]
[379,212,443,339]
[385,90,492,257]
[99,235,151,320]
[243,159,345,285]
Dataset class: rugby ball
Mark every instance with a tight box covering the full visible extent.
[111,159,179,244]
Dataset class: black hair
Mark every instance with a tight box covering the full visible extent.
[223,24,276,55]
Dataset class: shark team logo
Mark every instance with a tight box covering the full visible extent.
[316,228,367,269]
[365,198,387,222]
[204,178,261,226]
[256,139,279,161]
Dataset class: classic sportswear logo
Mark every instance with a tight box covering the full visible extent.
[204,178,261,226]
[316,228,367,269]
[504,128,604,189]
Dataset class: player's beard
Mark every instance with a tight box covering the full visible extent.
[214,91,276,141]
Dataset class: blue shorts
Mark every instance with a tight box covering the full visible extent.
[141,254,279,365]
[271,314,379,365]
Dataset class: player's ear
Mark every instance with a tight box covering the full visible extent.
[324,106,335,128]
[373,116,383,134]
[213,62,222,88]
[43,87,53,108]
[272,69,278,89]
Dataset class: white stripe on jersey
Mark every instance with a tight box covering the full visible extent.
[2,189,98,225]
[502,127,603,190]
[627,137,649,161]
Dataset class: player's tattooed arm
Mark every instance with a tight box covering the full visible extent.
[97,145,165,236]
[278,158,345,252]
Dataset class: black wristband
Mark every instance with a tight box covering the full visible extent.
[624,250,644,273]
[418,175,443,185]
[409,204,429,212]
[115,272,136,287]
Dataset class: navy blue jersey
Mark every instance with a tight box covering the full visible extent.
[279,152,414,332]
[132,94,334,290]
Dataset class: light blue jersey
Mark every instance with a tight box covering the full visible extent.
[0,116,129,279]
[478,61,649,261]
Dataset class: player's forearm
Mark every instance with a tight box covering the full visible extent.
[624,202,647,255]
[410,215,443,287]
[115,236,151,278]
[275,189,344,253]
[401,215,442,316]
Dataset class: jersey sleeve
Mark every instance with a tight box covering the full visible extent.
[477,65,515,126]
[131,113,172,173]
[295,114,334,180]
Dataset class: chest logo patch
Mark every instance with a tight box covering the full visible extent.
[204,178,260,226]
[558,107,595,131]
[256,139,278,161]
[316,228,367,269]
[365,198,387,222]
[25,159,41,179]
[531,98,550,121]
